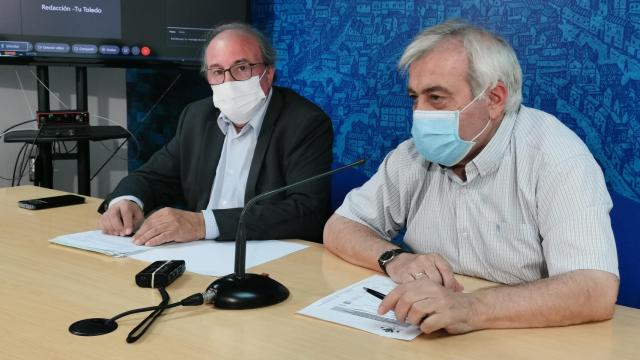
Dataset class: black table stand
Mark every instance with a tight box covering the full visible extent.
[3,66,129,196]
[4,126,130,196]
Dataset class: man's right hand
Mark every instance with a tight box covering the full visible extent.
[386,252,464,292]
[98,200,144,236]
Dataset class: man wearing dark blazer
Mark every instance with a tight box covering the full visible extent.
[98,23,333,245]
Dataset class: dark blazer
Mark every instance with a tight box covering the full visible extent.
[100,86,333,242]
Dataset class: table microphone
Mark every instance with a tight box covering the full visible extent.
[206,159,366,309]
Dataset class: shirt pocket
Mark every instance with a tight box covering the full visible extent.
[474,221,544,284]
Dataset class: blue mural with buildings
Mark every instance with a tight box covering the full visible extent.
[127,0,639,307]
[251,0,640,203]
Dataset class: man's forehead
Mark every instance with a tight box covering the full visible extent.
[213,30,259,45]
[407,43,469,93]
[206,31,261,64]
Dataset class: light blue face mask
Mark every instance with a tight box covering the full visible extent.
[411,89,490,167]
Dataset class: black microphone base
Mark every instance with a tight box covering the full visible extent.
[206,273,289,309]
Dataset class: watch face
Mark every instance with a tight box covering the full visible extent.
[380,250,395,262]
[379,249,404,274]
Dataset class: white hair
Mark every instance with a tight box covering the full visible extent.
[399,19,522,115]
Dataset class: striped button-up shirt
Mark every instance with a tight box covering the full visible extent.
[336,105,618,284]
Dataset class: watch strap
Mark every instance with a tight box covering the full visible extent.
[378,248,409,275]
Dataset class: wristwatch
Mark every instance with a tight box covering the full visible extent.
[378,248,409,275]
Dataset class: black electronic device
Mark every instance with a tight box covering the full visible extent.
[206,159,366,309]
[36,110,89,127]
[0,0,249,68]
[38,125,91,138]
[135,260,185,288]
[36,110,91,137]
[18,194,85,210]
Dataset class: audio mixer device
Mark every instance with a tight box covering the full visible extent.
[36,110,90,137]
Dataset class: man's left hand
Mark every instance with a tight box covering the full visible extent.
[133,207,205,246]
[378,279,479,334]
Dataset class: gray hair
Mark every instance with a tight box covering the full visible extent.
[200,23,277,74]
[398,19,522,115]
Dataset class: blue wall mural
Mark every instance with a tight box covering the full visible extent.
[126,68,210,170]
[127,0,640,307]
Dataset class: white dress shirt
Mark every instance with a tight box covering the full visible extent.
[336,105,618,285]
[201,89,272,239]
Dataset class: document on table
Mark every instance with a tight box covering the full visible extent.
[298,274,422,340]
[50,230,308,276]
[49,230,148,257]
[129,240,307,276]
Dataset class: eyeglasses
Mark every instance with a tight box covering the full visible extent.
[207,62,265,85]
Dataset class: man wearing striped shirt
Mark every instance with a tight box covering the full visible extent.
[324,20,619,334]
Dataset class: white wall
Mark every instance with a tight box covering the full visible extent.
[0,65,128,198]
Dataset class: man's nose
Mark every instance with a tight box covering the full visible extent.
[414,96,431,111]
[224,70,235,83]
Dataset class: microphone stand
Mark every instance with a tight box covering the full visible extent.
[206,159,366,309]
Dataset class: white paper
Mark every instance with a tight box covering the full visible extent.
[129,240,307,276]
[50,230,308,276]
[49,230,149,257]
[298,274,422,340]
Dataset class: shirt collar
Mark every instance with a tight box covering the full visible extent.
[466,106,520,178]
[217,87,273,136]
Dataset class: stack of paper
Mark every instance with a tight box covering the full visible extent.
[49,230,309,277]
[49,230,149,257]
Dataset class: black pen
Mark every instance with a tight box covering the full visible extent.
[363,287,386,300]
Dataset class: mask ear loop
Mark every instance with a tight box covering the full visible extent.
[471,117,492,142]
[257,65,269,81]
[459,87,492,142]
[460,87,488,112]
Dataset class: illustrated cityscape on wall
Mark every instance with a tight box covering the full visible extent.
[251,0,640,203]
[128,0,640,203]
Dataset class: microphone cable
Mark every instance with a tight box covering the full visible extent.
[15,125,43,186]
[9,144,27,184]
[108,289,217,323]
[89,138,128,182]
[125,287,169,343]
[69,289,217,339]
[0,119,36,184]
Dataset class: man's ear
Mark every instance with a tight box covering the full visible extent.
[487,81,508,120]
[266,64,276,83]
[260,65,276,95]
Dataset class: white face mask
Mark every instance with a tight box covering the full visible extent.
[211,70,267,125]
